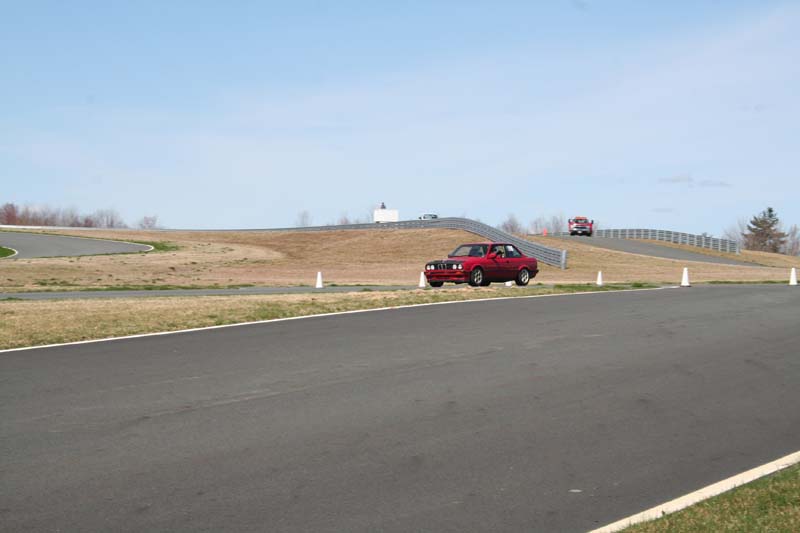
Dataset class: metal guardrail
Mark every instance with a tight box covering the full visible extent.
[262,218,568,269]
[1,220,570,268]
[548,228,740,254]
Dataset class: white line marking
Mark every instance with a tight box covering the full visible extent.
[589,449,800,532]
[0,286,674,354]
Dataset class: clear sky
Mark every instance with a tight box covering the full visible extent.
[2,1,798,233]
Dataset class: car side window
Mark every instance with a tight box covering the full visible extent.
[505,245,521,258]
[491,244,505,258]
[469,245,486,257]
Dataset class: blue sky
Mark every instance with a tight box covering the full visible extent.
[1,1,798,233]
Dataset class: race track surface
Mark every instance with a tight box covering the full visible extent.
[557,236,757,266]
[0,231,151,258]
[2,285,799,532]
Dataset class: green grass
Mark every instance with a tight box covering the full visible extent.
[624,463,800,532]
[0,246,16,258]
[553,282,660,291]
[83,283,255,291]
[706,280,786,285]
[130,240,180,252]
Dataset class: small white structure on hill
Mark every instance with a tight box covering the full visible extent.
[373,202,399,223]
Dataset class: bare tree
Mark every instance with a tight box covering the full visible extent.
[295,210,312,227]
[548,213,567,234]
[783,224,800,256]
[529,213,567,234]
[337,213,351,225]
[60,207,81,227]
[92,209,127,228]
[499,213,523,234]
[137,215,159,229]
[723,218,748,247]
[0,203,18,225]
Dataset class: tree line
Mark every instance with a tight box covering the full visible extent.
[0,202,160,229]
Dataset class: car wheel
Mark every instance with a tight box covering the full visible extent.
[468,268,484,287]
[570,231,576,236]
[429,281,444,287]
[515,268,530,286]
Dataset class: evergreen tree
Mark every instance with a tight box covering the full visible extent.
[743,207,786,253]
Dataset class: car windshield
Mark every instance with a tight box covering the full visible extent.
[574,218,589,223]
[449,244,488,257]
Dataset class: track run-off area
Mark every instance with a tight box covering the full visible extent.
[2,285,798,532]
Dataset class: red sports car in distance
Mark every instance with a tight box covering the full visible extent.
[424,242,539,287]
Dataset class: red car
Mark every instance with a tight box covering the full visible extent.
[425,242,539,287]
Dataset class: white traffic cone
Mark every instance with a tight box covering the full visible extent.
[419,272,427,288]
[596,271,603,287]
[790,267,798,286]
[680,267,691,287]
[315,271,323,289]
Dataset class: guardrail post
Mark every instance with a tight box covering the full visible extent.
[560,249,567,270]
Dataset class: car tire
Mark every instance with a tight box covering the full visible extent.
[515,268,530,286]
[570,231,576,236]
[468,268,484,287]
[429,281,444,287]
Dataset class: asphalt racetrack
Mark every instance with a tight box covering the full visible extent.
[557,236,757,266]
[2,285,799,532]
[0,231,151,258]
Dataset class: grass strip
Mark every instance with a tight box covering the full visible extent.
[0,246,16,258]
[705,280,786,285]
[623,463,800,532]
[0,283,658,350]
[129,240,180,252]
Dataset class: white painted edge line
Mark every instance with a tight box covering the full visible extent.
[0,246,19,259]
[0,286,675,354]
[589,449,800,533]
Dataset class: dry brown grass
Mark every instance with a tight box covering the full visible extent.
[1,227,795,292]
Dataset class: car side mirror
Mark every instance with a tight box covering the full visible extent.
[487,252,498,259]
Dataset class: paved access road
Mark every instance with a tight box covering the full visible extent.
[0,231,151,258]
[557,236,757,266]
[2,286,799,532]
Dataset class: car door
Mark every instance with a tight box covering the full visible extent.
[485,244,506,280]
[504,245,523,278]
